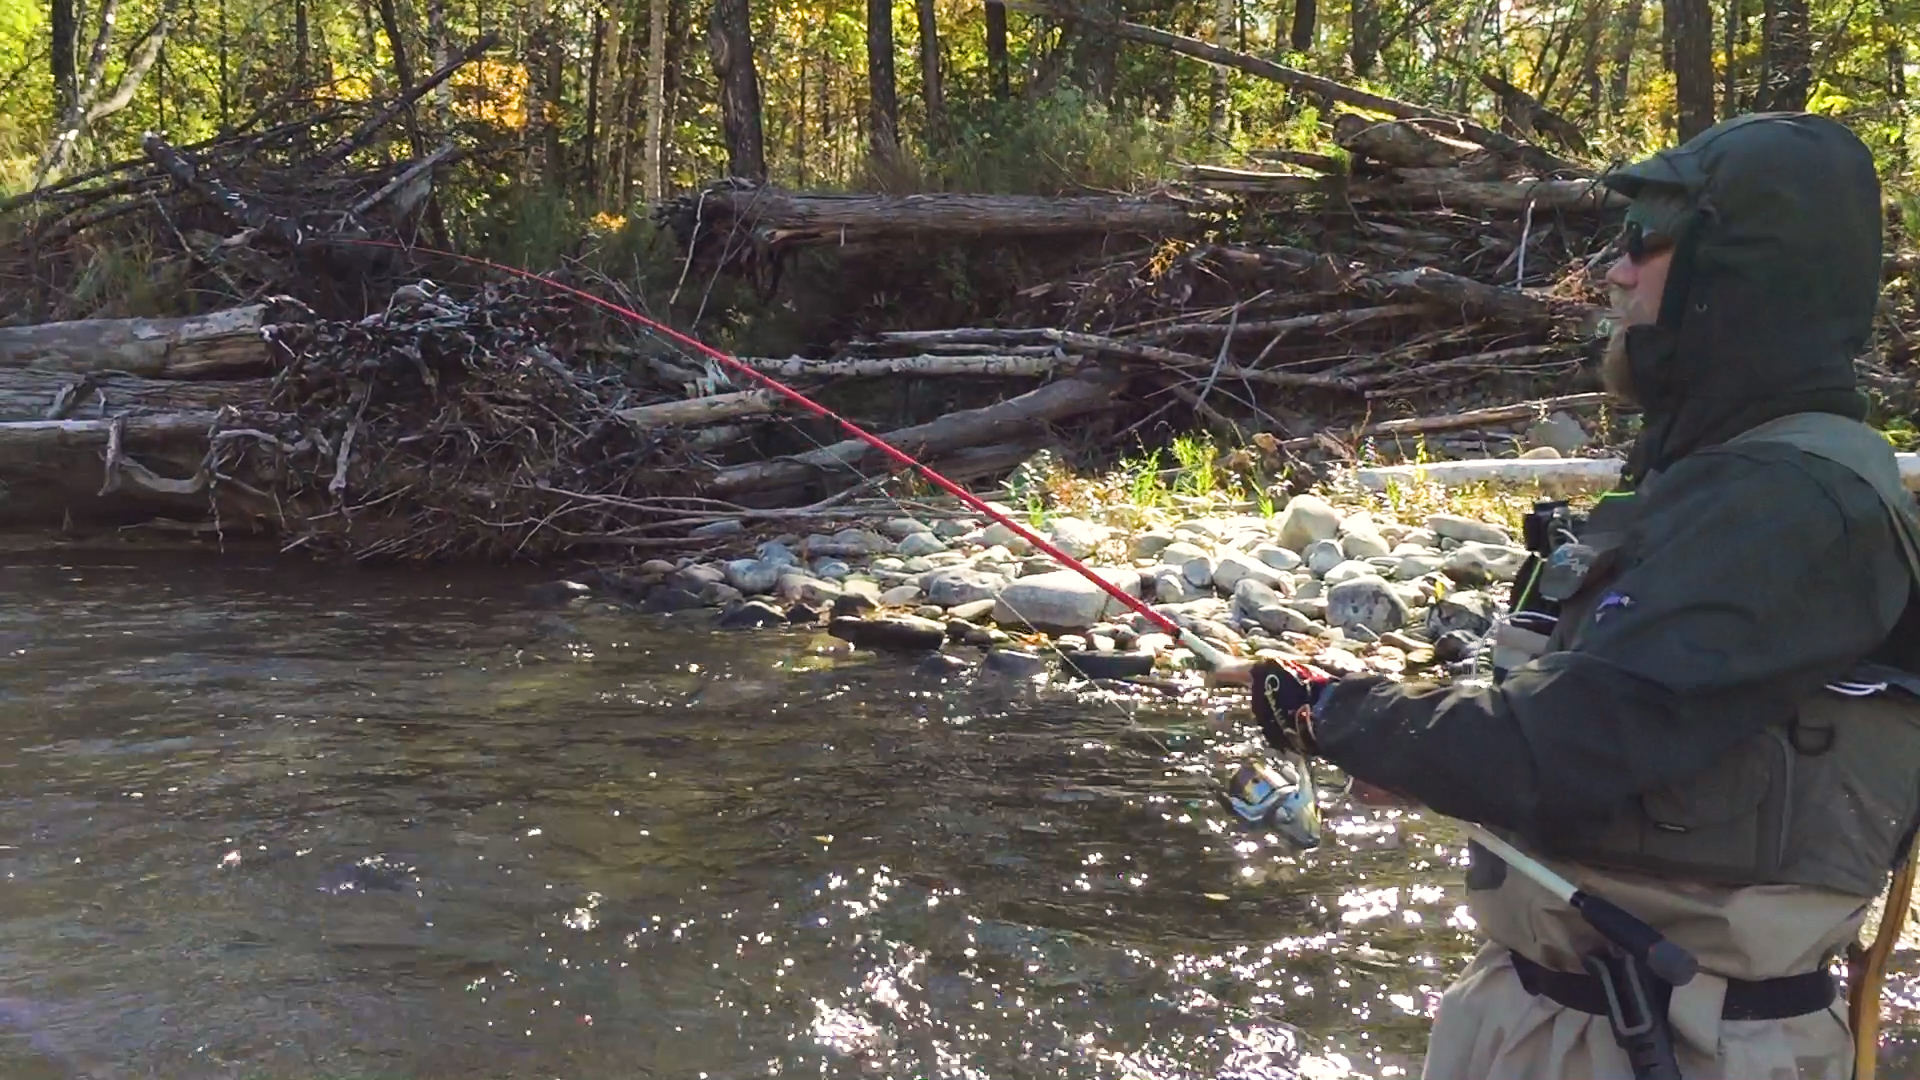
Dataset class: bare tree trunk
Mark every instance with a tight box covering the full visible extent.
[1289,0,1316,50]
[34,0,120,187]
[296,0,312,92]
[1350,0,1381,76]
[986,1,1009,99]
[1667,0,1713,138]
[523,0,551,185]
[1069,0,1120,100]
[1756,0,1810,109]
[1210,0,1234,133]
[915,0,944,143]
[867,0,899,158]
[643,0,667,200]
[586,6,605,197]
[1609,0,1644,113]
[217,0,231,125]
[51,0,77,116]
[1579,0,1611,114]
[375,0,427,154]
[428,0,452,124]
[708,0,766,181]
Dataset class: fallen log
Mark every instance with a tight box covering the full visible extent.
[1334,114,1486,170]
[1367,267,1606,333]
[742,353,1067,378]
[1135,303,1430,343]
[0,305,273,376]
[0,411,217,461]
[701,368,1123,495]
[0,368,265,420]
[674,187,1203,245]
[1372,168,1626,213]
[1355,452,1920,494]
[618,389,783,427]
[1181,165,1330,196]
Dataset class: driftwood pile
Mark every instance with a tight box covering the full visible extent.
[0,34,498,327]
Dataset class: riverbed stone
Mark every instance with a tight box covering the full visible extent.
[1252,544,1303,572]
[901,556,938,575]
[983,649,1049,678]
[1428,514,1514,547]
[829,614,948,653]
[1340,526,1392,561]
[919,566,1010,608]
[757,540,799,566]
[1324,559,1379,586]
[775,573,840,606]
[639,559,678,575]
[949,598,997,622]
[700,581,744,607]
[880,584,922,607]
[1233,578,1315,635]
[932,518,974,539]
[1212,550,1286,593]
[1427,590,1496,638]
[1150,567,1204,604]
[812,559,852,581]
[718,599,786,629]
[1303,539,1347,578]
[1392,552,1446,582]
[991,568,1143,631]
[1526,411,1591,455]
[831,591,878,618]
[1326,574,1409,635]
[1443,542,1529,585]
[979,522,1034,553]
[690,519,745,539]
[1433,629,1481,664]
[883,517,934,539]
[1130,531,1178,560]
[678,563,726,587]
[640,585,705,613]
[1045,517,1110,559]
[1277,494,1343,552]
[896,532,948,557]
[723,559,780,595]
[787,602,826,625]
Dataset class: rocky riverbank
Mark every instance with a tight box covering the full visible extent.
[540,479,1544,686]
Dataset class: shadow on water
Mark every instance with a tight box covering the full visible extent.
[1,549,1916,1079]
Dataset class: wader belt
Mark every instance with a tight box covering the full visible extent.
[1510,951,1836,1021]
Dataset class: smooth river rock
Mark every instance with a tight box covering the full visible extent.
[1276,494,1343,552]
[1325,574,1409,635]
[919,566,1010,608]
[992,568,1144,632]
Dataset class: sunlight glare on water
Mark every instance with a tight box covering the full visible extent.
[1,548,1917,1079]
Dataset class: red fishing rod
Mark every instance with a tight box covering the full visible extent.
[342,238,1233,664]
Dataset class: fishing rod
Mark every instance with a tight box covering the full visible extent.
[342,242,1707,1067]
[339,237,1241,672]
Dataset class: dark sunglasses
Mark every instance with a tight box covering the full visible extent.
[1619,220,1675,263]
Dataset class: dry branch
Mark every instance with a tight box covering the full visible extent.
[701,368,1124,495]
[618,389,783,427]
[742,353,1067,378]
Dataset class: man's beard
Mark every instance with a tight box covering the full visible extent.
[1600,325,1637,403]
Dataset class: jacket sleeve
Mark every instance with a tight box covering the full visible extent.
[1308,446,1912,846]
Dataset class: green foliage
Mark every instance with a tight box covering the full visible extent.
[1169,432,1217,497]
[921,86,1194,195]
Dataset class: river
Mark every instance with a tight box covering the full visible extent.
[2,548,1917,1079]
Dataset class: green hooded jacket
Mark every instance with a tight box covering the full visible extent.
[1308,113,1920,848]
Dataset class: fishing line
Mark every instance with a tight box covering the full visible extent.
[334,237,1324,831]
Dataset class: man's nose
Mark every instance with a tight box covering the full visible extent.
[1603,254,1637,291]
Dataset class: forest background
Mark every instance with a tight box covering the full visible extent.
[0,0,1910,354]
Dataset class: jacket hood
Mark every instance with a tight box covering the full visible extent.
[1600,113,1883,485]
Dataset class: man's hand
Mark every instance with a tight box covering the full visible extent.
[1250,659,1335,757]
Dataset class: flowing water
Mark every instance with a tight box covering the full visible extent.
[2,548,1919,1080]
